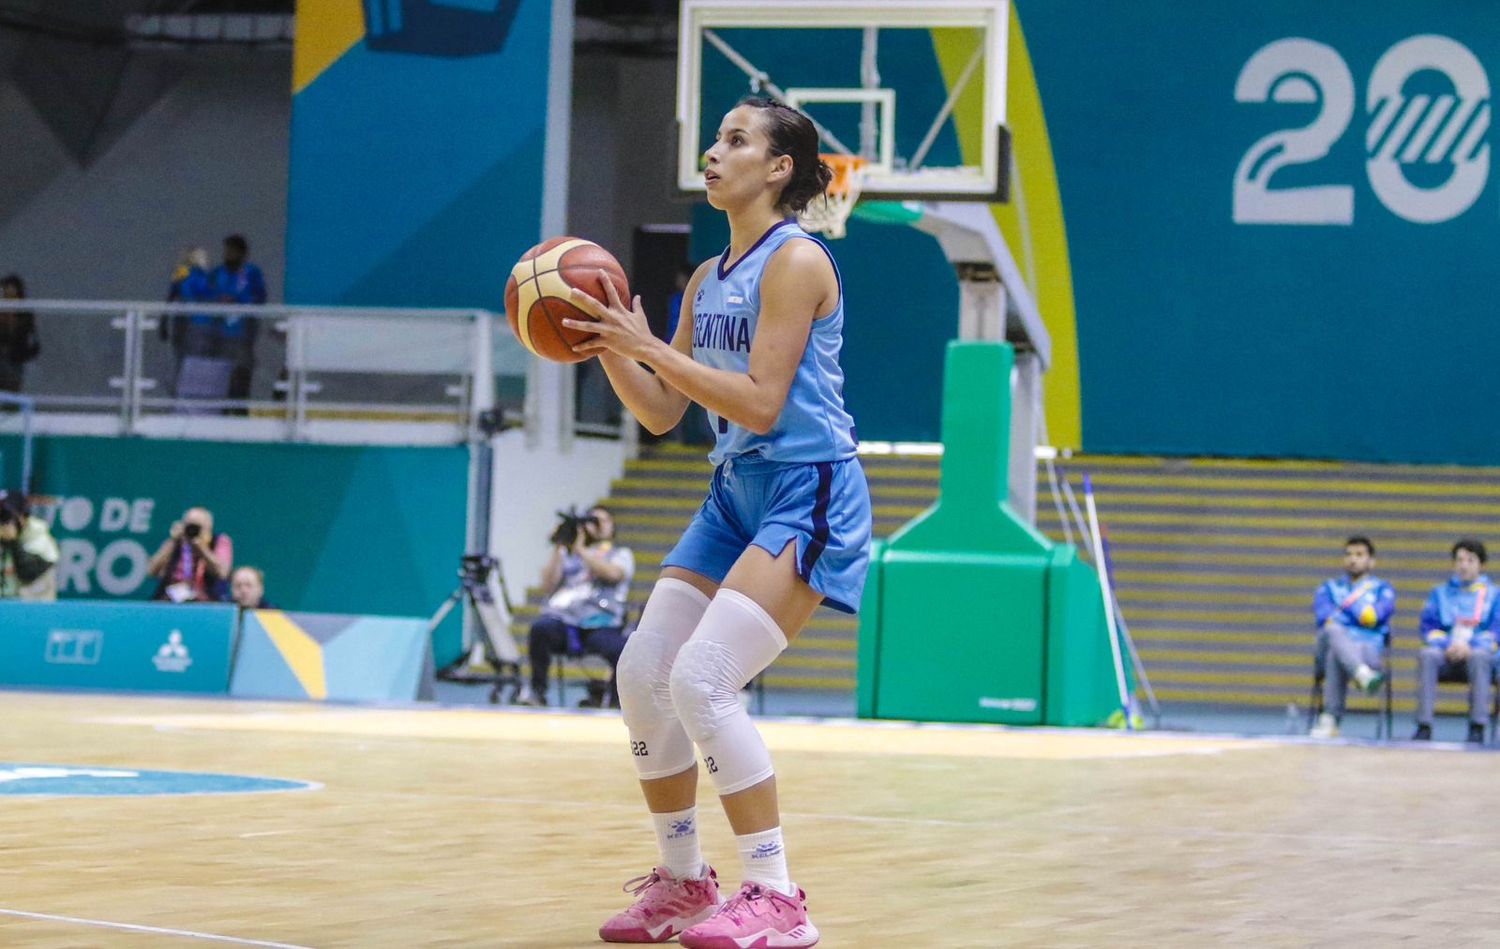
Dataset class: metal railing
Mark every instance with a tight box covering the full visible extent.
[0,394,35,494]
[0,300,524,444]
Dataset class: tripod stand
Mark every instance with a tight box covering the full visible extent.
[429,554,522,704]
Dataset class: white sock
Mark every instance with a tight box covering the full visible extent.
[651,807,704,880]
[737,826,793,895]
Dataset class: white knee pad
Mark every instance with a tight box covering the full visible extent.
[617,578,709,780]
[669,588,788,796]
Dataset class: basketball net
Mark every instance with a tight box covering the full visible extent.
[797,154,867,239]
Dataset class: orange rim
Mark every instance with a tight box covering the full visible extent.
[820,154,868,198]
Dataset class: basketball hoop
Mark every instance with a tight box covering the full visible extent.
[798,154,867,239]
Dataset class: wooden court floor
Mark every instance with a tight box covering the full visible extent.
[2,691,1498,948]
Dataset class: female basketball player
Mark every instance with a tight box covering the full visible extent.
[560,98,870,948]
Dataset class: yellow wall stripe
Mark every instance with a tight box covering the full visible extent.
[932,8,1084,448]
[253,610,328,700]
[292,0,365,95]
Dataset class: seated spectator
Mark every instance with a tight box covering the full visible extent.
[1309,536,1394,738]
[230,565,275,609]
[0,274,40,394]
[1414,538,1497,743]
[146,507,233,603]
[522,505,634,707]
[0,490,58,600]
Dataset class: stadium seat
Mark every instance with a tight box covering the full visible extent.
[1307,631,1393,739]
[1432,662,1500,744]
[548,604,767,712]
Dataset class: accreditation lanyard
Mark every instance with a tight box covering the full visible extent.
[1338,579,1374,612]
[1461,582,1489,627]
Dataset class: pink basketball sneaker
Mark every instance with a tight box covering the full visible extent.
[598,866,722,943]
[678,882,820,949]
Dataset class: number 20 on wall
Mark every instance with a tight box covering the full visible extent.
[1234,35,1490,225]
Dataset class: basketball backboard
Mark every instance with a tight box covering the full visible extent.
[677,0,1010,202]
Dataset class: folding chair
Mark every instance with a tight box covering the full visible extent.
[1307,630,1393,739]
[1433,660,1500,743]
[553,602,638,709]
[1484,669,1500,745]
[555,652,615,708]
[549,603,769,714]
[173,355,234,413]
[554,659,768,713]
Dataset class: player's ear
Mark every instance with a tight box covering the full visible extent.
[767,153,793,185]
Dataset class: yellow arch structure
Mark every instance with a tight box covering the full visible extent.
[932,6,1083,449]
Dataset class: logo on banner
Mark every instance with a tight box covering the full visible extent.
[31,495,157,598]
[45,629,103,665]
[0,764,319,797]
[1235,34,1491,225]
[979,696,1039,712]
[152,630,193,673]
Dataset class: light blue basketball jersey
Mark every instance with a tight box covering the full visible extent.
[692,219,858,465]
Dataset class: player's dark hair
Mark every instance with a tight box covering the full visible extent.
[1345,535,1375,556]
[224,234,248,254]
[738,96,833,214]
[1452,537,1487,564]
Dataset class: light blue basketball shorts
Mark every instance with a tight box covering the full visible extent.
[662,453,872,614]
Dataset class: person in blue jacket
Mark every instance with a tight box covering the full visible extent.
[208,234,268,411]
[1414,538,1498,743]
[1309,536,1395,738]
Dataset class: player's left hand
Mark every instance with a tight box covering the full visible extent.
[564,272,658,362]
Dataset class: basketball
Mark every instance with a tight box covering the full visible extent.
[505,237,630,364]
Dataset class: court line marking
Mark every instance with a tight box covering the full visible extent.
[95,710,1263,762]
[0,781,324,800]
[0,780,1482,855]
[0,908,315,948]
[340,788,1489,849]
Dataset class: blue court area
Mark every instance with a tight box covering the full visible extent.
[0,764,318,797]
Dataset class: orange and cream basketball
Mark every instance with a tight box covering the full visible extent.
[504,237,630,364]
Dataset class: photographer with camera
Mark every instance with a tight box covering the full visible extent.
[523,504,635,707]
[0,490,59,601]
[146,506,234,603]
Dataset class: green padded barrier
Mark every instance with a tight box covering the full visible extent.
[857,342,1118,726]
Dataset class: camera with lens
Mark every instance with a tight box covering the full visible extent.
[460,553,497,583]
[549,506,599,547]
[183,523,203,541]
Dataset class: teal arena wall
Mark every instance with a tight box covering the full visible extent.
[286,0,556,308]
